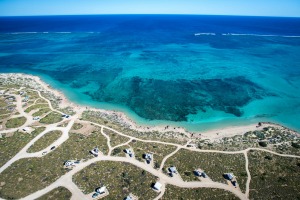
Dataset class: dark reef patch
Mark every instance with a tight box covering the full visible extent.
[89,76,267,121]
[34,65,123,88]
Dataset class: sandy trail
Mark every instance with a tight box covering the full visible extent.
[4,73,298,141]
[0,74,299,200]
[20,156,248,200]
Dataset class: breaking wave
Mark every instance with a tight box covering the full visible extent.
[194,32,300,38]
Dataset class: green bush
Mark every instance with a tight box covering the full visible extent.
[73,161,157,199]
[36,187,71,200]
[254,131,265,139]
[164,185,239,200]
[249,151,300,199]
[264,155,272,160]
[112,148,121,155]
[258,141,268,147]
[291,142,300,149]
[40,112,63,124]
[184,171,192,176]
[27,130,62,153]
[5,117,26,128]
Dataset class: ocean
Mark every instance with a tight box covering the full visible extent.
[0,15,300,131]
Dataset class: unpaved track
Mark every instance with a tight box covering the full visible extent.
[20,156,248,200]
[0,88,299,200]
[244,151,251,198]
[159,146,181,171]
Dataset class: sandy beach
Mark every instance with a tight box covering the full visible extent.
[1,73,298,140]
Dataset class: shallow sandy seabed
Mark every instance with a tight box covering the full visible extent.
[0,73,298,141]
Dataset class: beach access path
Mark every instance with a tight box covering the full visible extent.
[0,86,299,200]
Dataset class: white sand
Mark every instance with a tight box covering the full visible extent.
[1,73,298,140]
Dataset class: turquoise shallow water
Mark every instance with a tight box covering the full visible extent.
[0,15,300,131]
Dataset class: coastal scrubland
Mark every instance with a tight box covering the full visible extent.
[0,114,11,121]
[163,149,247,193]
[0,97,15,115]
[82,110,189,145]
[62,130,109,157]
[112,145,131,157]
[129,140,177,169]
[35,187,72,200]
[35,98,48,104]
[197,126,300,155]
[248,150,300,199]
[73,161,158,199]
[103,127,130,147]
[72,123,84,130]
[0,127,45,167]
[25,103,49,113]
[40,111,63,124]
[5,116,26,128]
[58,106,76,116]
[32,107,51,117]
[22,90,41,108]
[24,90,40,100]
[27,130,62,153]
[0,76,299,200]
[0,131,109,199]
[163,185,239,200]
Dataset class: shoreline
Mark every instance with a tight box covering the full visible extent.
[1,73,299,140]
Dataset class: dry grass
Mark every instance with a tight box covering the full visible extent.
[32,108,51,117]
[40,112,63,124]
[73,161,158,200]
[0,113,11,121]
[0,98,8,107]
[112,145,131,157]
[129,140,177,169]
[36,187,72,200]
[5,116,26,128]
[72,123,84,130]
[164,149,247,193]
[248,150,300,199]
[0,98,12,115]
[82,111,189,145]
[24,90,40,100]
[25,104,49,113]
[35,98,48,104]
[0,131,108,199]
[58,107,76,116]
[27,130,62,153]
[163,185,239,200]
[103,128,130,147]
[0,127,45,167]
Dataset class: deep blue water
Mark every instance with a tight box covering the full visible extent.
[0,15,300,131]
